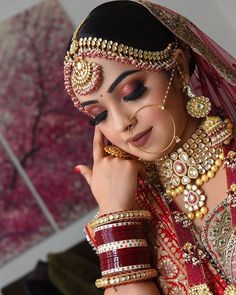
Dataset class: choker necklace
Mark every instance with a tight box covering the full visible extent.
[155,116,233,220]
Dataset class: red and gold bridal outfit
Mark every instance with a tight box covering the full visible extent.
[136,139,236,294]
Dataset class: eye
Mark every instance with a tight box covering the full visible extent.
[89,110,108,126]
[123,81,147,102]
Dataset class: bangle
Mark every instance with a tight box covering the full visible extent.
[101,263,151,276]
[99,246,150,260]
[97,239,148,254]
[94,221,142,232]
[95,228,145,244]
[100,254,151,274]
[90,210,151,229]
[85,209,155,290]
[95,268,158,288]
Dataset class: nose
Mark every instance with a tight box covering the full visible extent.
[111,108,137,133]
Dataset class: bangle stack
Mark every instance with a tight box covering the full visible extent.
[86,210,158,289]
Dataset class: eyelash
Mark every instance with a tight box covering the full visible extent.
[89,110,108,126]
[89,82,147,126]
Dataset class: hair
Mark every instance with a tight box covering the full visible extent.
[70,0,196,75]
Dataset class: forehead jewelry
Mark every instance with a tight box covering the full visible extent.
[64,23,103,112]
[64,23,178,110]
[128,66,180,155]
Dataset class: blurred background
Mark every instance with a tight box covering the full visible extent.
[0,0,235,294]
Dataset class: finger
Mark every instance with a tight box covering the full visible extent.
[93,126,105,162]
[76,164,92,186]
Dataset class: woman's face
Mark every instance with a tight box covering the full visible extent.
[76,57,189,161]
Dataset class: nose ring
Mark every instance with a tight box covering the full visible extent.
[130,116,138,126]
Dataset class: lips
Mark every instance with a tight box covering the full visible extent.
[129,127,152,147]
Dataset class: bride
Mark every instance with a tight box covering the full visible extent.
[64,1,236,294]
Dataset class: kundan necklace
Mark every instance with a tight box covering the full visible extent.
[155,116,233,220]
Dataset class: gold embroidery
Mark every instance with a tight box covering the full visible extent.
[190,284,213,295]
[224,285,236,295]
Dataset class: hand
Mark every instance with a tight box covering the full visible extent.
[75,127,146,215]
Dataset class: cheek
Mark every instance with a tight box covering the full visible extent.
[137,106,175,139]
[98,126,119,145]
[145,82,169,105]
[136,105,167,125]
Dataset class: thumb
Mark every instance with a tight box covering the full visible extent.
[74,164,92,186]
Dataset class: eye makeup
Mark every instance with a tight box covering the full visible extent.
[86,80,147,126]
[123,81,147,102]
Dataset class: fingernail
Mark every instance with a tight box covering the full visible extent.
[74,165,81,173]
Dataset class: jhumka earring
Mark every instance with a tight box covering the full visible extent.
[182,78,233,147]
[183,83,212,118]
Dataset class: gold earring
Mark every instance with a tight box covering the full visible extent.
[183,83,211,118]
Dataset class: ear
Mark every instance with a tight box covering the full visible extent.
[173,49,190,87]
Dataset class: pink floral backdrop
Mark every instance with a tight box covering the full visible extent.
[0,0,95,266]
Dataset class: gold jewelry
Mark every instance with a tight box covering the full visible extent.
[104,145,130,158]
[202,116,233,147]
[95,268,158,288]
[64,25,178,107]
[89,210,152,229]
[65,35,177,70]
[183,83,212,118]
[71,57,103,96]
[129,104,179,154]
[156,116,233,220]
[104,67,180,157]
[101,263,151,276]
[128,66,180,154]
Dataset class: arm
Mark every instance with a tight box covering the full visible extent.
[105,281,161,295]
[78,127,160,294]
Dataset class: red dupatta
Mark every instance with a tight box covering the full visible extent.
[135,0,236,125]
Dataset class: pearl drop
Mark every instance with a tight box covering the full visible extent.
[196,178,203,186]
[201,175,209,182]
[195,211,203,219]
[187,212,195,220]
[200,206,208,214]
[207,170,214,178]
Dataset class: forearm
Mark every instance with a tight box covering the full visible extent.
[104,281,160,295]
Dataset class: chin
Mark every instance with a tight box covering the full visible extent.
[133,142,178,161]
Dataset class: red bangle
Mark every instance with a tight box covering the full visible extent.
[95,222,146,245]
[100,253,151,271]
[99,246,150,260]
[95,229,145,245]
[96,227,144,237]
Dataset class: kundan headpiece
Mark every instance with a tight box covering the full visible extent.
[64,23,177,110]
[64,0,236,125]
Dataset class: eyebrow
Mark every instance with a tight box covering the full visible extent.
[80,99,98,108]
[80,69,140,108]
[108,69,140,93]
